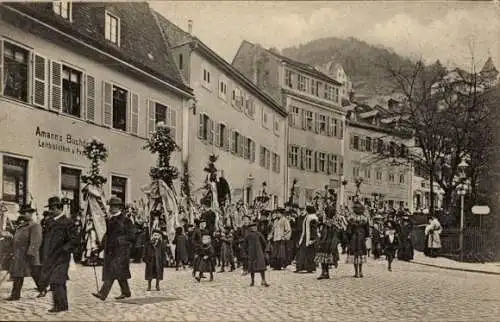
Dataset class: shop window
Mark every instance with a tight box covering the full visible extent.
[111,175,127,204]
[62,66,82,117]
[2,156,28,205]
[3,42,29,102]
[112,85,127,131]
[61,166,81,216]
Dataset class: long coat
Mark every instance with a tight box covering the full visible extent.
[102,213,135,281]
[346,215,370,256]
[243,229,267,273]
[40,216,77,284]
[143,238,165,280]
[173,233,188,263]
[10,221,42,277]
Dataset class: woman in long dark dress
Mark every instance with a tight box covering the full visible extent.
[346,201,370,278]
[143,229,165,291]
[243,223,269,287]
[397,216,414,261]
[173,227,188,270]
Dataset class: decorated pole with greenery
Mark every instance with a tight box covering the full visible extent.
[81,138,108,187]
[143,122,180,189]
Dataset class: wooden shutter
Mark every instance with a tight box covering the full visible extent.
[224,126,230,151]
[208,119,214,145]
[102,81,112,127]
[300,147,305,170]
[349,133,354,149]
[49,60,62,111]
[0,41,3,95]
[33,53,47,108]
[266,150,271,169]
[314,113,319,133]
[250,141,256,162]
[339,155,344,175]
[288,145,294,167]
[86,75,96,122]
[230,129,236,154]
[148,99,156,136]
[340,120,344,139]
[168,108,177,141]
[213,122,220,147]
[276,155,280,173]
[243,137,249,159]
[238,134,245,157]
[129,92,139,135]
[314,151,319,172]
[301,110,307,130]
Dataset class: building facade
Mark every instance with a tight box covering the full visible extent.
[316,61,353,103]
[0,2,193,214]
[344,103,413,210]
[154,15,288,206]
[232,41,346,206]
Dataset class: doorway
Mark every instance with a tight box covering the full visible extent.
[60,166,82,217]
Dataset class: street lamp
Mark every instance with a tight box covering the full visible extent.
[457,160,468,262]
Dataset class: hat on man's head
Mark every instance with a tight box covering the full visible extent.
[19,203,36,214]
[306,205,316,214]
[108,196,123,206]
[45,196,62,208]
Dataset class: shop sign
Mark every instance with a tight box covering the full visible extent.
[35,126,89,157]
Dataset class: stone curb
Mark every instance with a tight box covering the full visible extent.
[411,260,500,276]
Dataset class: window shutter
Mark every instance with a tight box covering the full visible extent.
[314,151,319,172]
[266,150,271,169]
[32,53,48,108]
[300,147,305,170]
[260,147,265,167]
[349,133,354,149]
[276,155,280,173]
[288,145,293,167]
[314,113,319,133]
[243,137,249,159]
[102,81,112,127]
[0,41,3,95]
[197,113,204,139]
[129,92,139,135]
[168,108,177,141]
[250,141,256,162]
[239,134,245,157]
[86,75,96,122]
[208,119,214,145]
[326,154,331,175]
[224,126,230,151]
[340,120,344,139]
[148,100,156,136]
[49,60,62,111]
[230,130,236,154]
[214,122,220,147]
[339,155,344,175]
[288,114,294,126]
[301,110,307,130]
[326,117,331,136]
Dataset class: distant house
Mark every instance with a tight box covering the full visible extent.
[232,40,346,207]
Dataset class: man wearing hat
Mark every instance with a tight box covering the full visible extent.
[294,205,318,273]
[92,196,135,301]
[38,196,78,312]
[5,203,42,301]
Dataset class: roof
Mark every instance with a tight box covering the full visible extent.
[239,40,342,86]
[481,57,498,75]
[153,12,287,117]
[1,2,192,96]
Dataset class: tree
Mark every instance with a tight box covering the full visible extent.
[381,58,494,216]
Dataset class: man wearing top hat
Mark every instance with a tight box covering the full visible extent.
[92,196,136,301]
[5,203,42,301]
[38,196,78,312]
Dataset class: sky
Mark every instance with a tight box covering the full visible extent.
[150,1,500,71]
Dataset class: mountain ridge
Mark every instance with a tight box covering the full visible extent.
[281,36,417,100]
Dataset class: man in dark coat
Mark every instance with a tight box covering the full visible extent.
[243,222,269,287]
[92,197,135,301]
[5,204,42,301]
[39,196,78,312]
[200,199,216,236]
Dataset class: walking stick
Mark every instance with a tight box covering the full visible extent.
[92,262,99,292]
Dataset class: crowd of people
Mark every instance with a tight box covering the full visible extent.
[0,188,426,314]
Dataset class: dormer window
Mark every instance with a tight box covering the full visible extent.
[105,12,120,46]
[53,1,72,21]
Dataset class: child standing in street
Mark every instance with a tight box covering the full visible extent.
[194,229,215,282]
[384,221,398,271]
[143,229,165,291]
[219,226,235,272]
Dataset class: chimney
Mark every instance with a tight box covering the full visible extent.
[188,19,193,34]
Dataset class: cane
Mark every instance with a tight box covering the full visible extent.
[91,251,100,292]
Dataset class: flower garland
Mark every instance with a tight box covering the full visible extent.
[81,137,108,186]
[143,122,180,189]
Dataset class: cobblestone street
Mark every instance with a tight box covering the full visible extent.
[1,257,499,321]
